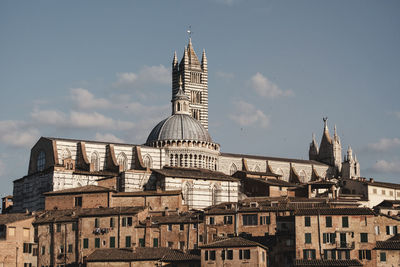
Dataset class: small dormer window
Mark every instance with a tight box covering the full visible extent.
[37,151,46,171]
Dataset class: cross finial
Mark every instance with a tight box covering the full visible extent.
[187,25,193,40]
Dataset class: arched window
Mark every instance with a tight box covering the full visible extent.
[183,182,192,206]
[229,163,237,175]
[299,170,307,183]
[211,185,219,206]
[37,151,46,171]
[61,148,71,164]
[117,152,128,171]
[91,152,100,172]
[143,154,152,169]
[254,165,260,172]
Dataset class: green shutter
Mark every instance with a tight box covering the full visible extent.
[153,238,158,248]
[110,237,115,248]
[380,252,386,262]
[83,238,89,249]
[125,236,131,248]
[95,238,100,248]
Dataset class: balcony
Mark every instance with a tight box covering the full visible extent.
[336,241,355,249]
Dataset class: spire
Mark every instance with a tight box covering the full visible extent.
[172,76,190,115]
[347,146,353,161]
[201,49,207,70]
[173,51,178,67]
[309,133,319,160]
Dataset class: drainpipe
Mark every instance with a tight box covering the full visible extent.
[317,211,322,259]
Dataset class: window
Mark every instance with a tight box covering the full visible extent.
[260,216,270,225]
[168,224,172,231]
[122,217,132,227]
[56,224,61,232]
[37,151,46,171]
[90,152,99,171]
[83,238,89,249]
[324,249,336,260]
[59,244,64,254]
[193,223,198,229]
[153,238,158,248]
[227,250,233,260]
[209,217,215,225]
[337,250,350,260]
[110,237,115,248]
[68,244,73,253]
[41,246,45,255]
[224,216,233,224]
[199,235,203,242]
[386,225,398,235]
[390,191,393,196]
[326,216,332,227]
[373,188,377,194]
[239,249,251,260]
[209,250,216,260]
[305,233,312,244]
[74,197,82,207]
[125,236,131,248]
[221,250,225,260]
[358,250,371,260]
[167,241,173,248]
[303,249,316,260]
[375,226,380,235]
[8,227,15,236]
[23,243,32,253]
[205,250,208,261]
[380,252,386,262]
[110,218,114,228]
[360,233,368,243]
[94,218,99,228]
[95,238,100,248]
[242,214,258,226]
[342,217,349,228]
[139,238,145,247]
[179,241,185,250]
[305,216,311,227]
[382,190,386,195]
[323,233,336,244]
[72,222,77,231]
[180,224,184,231]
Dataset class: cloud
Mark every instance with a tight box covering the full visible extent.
[249,72,294,98]
[372,160,400,174]
[94,133,124,143]
[30,109,135,131]
[215,71,234,81]
[367,138,400,152]
[229,100,270,128]
[0,120,39,148]
[113,65,169,87]
[70,88,111,109]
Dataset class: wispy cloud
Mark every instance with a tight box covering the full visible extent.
[367,138,400,152]
[113,65,169,87]
[94,133,124,143]
[249,72,293,98]
[30,109,135,130]
[229,100,270,128]
[70,88,111,109]
[215,71,234,81]
[372,159,400,174]
[0,120,39,148]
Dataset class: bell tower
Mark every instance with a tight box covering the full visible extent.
[172,38,209,129]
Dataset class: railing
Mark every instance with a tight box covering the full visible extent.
[336,241,355,249]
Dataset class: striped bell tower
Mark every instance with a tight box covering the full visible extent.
[172,38,209,130]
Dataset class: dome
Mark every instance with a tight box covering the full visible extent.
[146,114,212,145]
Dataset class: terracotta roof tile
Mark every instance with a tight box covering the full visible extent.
[0,213,34,225]
[200,236,268,249]
[295,208,375,216]
[86,248,200,262]
[294,259,363,266]
[43,185,116,195]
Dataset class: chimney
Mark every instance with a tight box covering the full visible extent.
[369,178,374,183]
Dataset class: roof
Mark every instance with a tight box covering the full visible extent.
[151,212,201,224]
[236,170,282,178]
[200,236,268,250]
[146,114,212,145]
[0,213,34,225]
[375,234,400,250]
[86,247,200,262]
[295,207,375,216]
[347,178,400,190]
[241,176,299,187]
[43,185,116,195]
[113,190,182,197]
[34,206,145,224]
[153,167,239,182]
[294,259,363,267]
[375,200,400,207]
[221,152,327,166]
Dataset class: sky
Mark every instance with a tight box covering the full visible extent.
[0,0,399,197]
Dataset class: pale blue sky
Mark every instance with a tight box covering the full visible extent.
[1,0,399,197]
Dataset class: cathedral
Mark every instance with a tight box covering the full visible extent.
[12,39,360,212]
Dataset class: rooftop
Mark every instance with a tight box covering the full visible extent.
[294,259,363,267]
[0,213,34,225]
[200,236,268,250]
[295,207,375,216]
[153,166,239,182]
[86,247,200,262]
[43,185,116,195]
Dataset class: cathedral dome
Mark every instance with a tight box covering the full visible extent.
[146,114,212,145]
